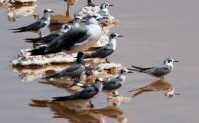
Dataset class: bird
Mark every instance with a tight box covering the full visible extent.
[71,15,82,28]
[97,1,114,19]
[84,33,123,62]
[103,68,133,97]
[24,24,71,45]
[52,77,104,107]
[28,14,103,56]
[43,52,86,80]
[128,58,179,79]
[10,9,54,37]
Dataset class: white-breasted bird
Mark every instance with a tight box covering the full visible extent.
[97,2,114,19]
[10,9,54,37]
[128,58,179,79]
[29,14,103,55]
[84,33,123,62]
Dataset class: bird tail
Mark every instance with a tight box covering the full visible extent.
[29,47,47,56]
[29,46,61,56]
[9,27,25,33]
[52,95,75,101]
[24,37,41,43]
[130,65,152,72]
[131,65,145,70]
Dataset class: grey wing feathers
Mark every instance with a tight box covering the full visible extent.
[53,86,97,101]
[103,80,122,90]
[43,64,82,79]
[12,19,46,32]
[131,65,154,72]
[84,47,114,59]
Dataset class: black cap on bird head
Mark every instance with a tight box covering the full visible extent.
[76,52,85,59]
[110,33,123,38]
[43,9,54,14]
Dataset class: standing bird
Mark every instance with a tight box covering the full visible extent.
[84,33,123,62]
[43,52,85,80]
[71,15,82,28]
[97,2,114,19]
[10,9,54,37]
[128,58,179,79]
[103,68,133,97]
[53,77,104,107]
[24,24,71,45]
[28,14,103,56]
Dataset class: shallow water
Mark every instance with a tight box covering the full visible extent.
[0,0,199,123]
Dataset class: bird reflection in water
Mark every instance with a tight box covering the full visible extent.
[2,1,37,22]
[29,99,127,123]
[12,64,70,82]
[129,79,180,98]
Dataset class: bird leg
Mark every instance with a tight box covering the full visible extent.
[32,43,37,49]
[38,31,42,37]
[112,91,119,97]
[89,101,94,108]
[106,58,111,63]
[160,76,165,81]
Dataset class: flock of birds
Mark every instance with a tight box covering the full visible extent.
[10,0,179,107]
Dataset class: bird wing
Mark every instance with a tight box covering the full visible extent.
[85,46,114,58]
[43,64,84,79]
[44,27,89,53]
[131,65,155,72]
[19,18,46,32]
[53,86,97,101]
[150,66,171,76]
[103,78,122,90]
[59,64,84,76]
[25,33,59,44]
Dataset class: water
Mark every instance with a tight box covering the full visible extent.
[0,0,199,123]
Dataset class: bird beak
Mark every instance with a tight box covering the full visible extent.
[175,93,180,95]
[118,35,124,37]
[82,19,86,23]
[109,4,114,6]
[50,10,54,13]
[127,71,133,73]
[174,60,179,62]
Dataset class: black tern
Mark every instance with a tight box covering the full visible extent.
[97,2,114,19]
[84,33,123,62]
[43,52,85,80]
[29,14,103,55]
[10,9,54,37]
[128,58,179,79]
[53,77,103,101]
[103,68,133,97]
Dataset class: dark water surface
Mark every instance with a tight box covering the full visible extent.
[0,0,199,123]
